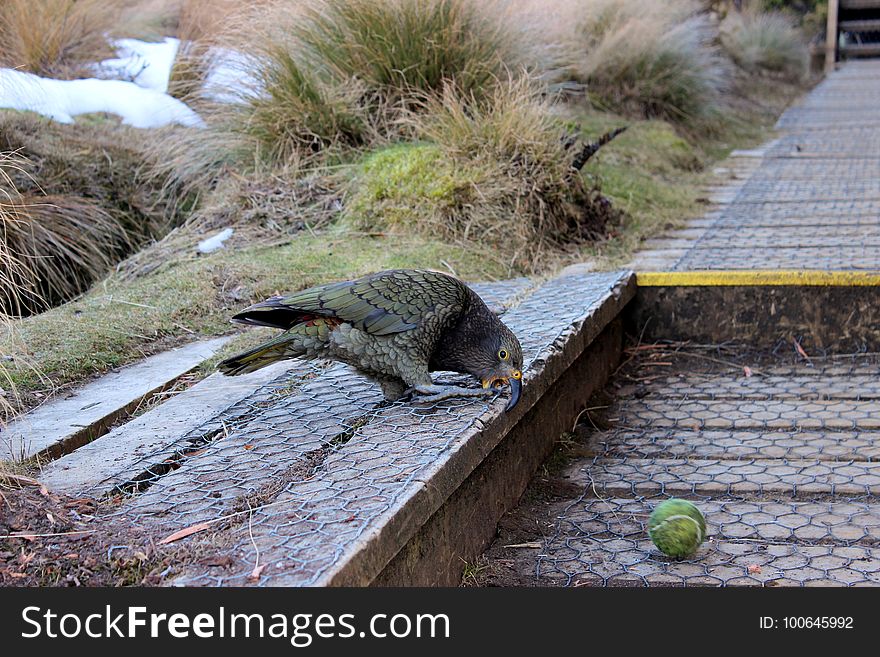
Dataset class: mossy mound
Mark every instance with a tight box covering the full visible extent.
[344,141,617,272]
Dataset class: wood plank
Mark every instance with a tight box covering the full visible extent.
[2,337,231,461]
[38,362,306,494]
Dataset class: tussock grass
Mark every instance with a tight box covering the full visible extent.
[155,0,522,189]
[0,113,186,313]
[0,113,182,242]
[291,0,517,102]
[1,154,32,425]
[346,78,619,271]
[721,9,809,81]
[3,195,131,312]
[0,0,118,79]
[517,0,730,129]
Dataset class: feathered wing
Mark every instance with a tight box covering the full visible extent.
[230,269,469,337]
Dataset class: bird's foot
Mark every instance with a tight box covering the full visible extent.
[410,384,495,405]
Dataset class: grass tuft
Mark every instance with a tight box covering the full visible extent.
[528,0,731,129]
[155,0,523,186]
[721,9,809,81]
[0,0,118,79]
[346,78,619,272]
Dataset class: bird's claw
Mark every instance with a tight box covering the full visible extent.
[410,384,495,405]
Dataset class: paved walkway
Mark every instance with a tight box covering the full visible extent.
[632,59,880,272]
[476,61,880,587]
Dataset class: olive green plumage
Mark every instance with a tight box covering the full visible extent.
[219,269,524,409]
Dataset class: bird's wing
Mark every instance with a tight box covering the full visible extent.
[232,270,468,336]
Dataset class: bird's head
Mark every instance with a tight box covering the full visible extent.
[473,322,524,411]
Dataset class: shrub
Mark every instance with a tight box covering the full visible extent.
[161,0,522,183]
[546,0,730,126]
[721,9,809,81]
[345,79,618,271]
[0,0,117,79]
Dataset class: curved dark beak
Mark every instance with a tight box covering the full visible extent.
[505,376,522,412]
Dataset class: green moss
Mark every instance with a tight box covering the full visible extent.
[344,143,478,230]
[2,231,506,404]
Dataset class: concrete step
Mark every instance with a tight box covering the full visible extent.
[710,200,880,227]
[616,398,880,431]
[841,19,880,32]
[39,278,534,497]
[538,532,880,586]
[841,43,880,57]
[38,361,316,495]
[841,0,880,9]
[2,337,232,461]
[636,372,880,399]
[562,457,880,499]
[595,429,880,461]
[748,157,880,182]
[675,244,880,270]
[768,129,880,158]
[728,179,880,204]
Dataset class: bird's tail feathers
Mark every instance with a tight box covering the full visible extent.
[218,334,300,376]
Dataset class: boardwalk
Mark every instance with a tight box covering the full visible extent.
[634,59,880,272]
[478,61,880,587]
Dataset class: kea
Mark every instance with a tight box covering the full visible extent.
[218,269,524,410]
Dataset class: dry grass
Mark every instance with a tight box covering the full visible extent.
[154,0,524,190]
[3,196,131,313]
[0,154,33,425]
[346,78,619,272]
[0,114,187,314]
[0,150,130,313]
[0,0,118,78]
[721,9,809,81]
[167,0,265,99]
[510,0,730,128]
[290,0,519,102]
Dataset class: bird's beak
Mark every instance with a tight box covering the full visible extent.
[482,373,522,411]
[505,375,521,411]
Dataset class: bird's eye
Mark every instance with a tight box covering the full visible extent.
[498,349,508,360]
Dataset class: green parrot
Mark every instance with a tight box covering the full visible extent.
[218,269,524,410]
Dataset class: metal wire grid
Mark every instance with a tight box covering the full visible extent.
[708,200,880,228]
[673,91,880,271]
[684,225,880,249]
[534,355,880,587]
[730,158,880,182]
[536,494,880,586]
[767,130,880,157]
[102,272,626,586]
[676,245,880,270]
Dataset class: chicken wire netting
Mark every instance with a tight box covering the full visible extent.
[532,350,880,587]
[672,62,880,272]
[93,272,629,586]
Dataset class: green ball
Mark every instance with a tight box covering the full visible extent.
[648,498,707,558]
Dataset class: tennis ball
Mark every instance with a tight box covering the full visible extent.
[648,498,707,558]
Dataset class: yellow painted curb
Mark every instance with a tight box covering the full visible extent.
[637,270,880,287]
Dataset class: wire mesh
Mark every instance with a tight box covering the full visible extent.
[533,350,880,587]
[95,272,627,586]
